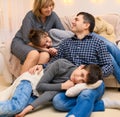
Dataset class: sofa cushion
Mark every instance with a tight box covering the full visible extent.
[94,16,116,43]
[100,14,120,41]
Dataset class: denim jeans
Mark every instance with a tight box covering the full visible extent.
[0,80,37,117]
[49,29,120,83]
[53,82,105,117]
[92,32,120,83]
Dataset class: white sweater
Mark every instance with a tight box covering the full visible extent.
[0,70,44,101]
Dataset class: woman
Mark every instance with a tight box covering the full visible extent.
[11,0,64,74]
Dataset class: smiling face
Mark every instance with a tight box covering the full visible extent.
[71,12,95,35]
[33,0,54,19]
[71,15,90,34]
[39,35,52,48]
[40,4,53,17]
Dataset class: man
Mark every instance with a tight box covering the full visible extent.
[48,12,113,117]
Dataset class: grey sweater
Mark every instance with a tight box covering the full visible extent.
[31,59,77,109]
[13,10,65,44]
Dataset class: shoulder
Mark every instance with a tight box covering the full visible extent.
[50,11,59,18]
[51,11,57,16]
[61,38,72,45]
[24,10,35,18]
[91,32,105,44]
[23,10,36,22]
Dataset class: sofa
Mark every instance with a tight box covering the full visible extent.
[0,13,120,88]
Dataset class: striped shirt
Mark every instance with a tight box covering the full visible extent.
[50,32,113,77]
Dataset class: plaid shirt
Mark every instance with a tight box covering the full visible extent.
[50,33,113,77]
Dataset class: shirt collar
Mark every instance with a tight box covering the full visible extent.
[72,33,93,40]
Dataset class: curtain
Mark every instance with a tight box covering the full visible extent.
[0,0,33,42]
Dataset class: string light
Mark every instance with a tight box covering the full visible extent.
[90,0,104,3]
[63,0,73,4]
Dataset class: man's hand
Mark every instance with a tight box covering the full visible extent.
[28,65,43,74]
[61,80,74,90]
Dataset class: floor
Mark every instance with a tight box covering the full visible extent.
[0,75,120,117]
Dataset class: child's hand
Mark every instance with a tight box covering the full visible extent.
[48,48,58,56]
[61,80,74,90]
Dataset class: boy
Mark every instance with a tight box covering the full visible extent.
[16,58,103,117]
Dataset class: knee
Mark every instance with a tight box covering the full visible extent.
[52,94,67,111]
[39,52,50,63]
[39,52,50,59]
[52,95,63,111]
[27,50,40,61]
[77,90,94,102]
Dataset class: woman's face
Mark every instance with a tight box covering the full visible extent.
[40,4,53,17]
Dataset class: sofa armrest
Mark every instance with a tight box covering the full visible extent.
[0,41,13,84]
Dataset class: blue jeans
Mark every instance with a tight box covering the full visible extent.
[53,82,105,117]
[49,29,120,83]
[92,32,120,83]
[0,80,37,117]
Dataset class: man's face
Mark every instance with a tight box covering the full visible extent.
[71,15,89,34]
[70,68,88,84]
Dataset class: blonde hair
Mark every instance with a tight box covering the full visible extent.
[32,0,54,20]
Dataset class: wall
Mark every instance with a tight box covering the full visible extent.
[0,0,120,42]
[54,0,120,16]
[0,0,33,42]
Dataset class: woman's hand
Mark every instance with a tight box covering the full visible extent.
[28,65,43,74]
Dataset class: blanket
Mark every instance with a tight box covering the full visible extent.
[0,70,44,101]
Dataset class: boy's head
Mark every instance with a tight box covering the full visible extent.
[28,29,52,48]
[84,64,102,84]
[70,64,102,85]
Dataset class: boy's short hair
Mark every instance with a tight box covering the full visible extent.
[77,12,95,33]
[84,64,103,84]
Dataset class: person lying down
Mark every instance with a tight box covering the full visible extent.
[15,58,103,117]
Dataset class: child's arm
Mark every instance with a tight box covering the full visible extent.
[15,105,33,117]
[28,42,50,52]
[65,80,103,97]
